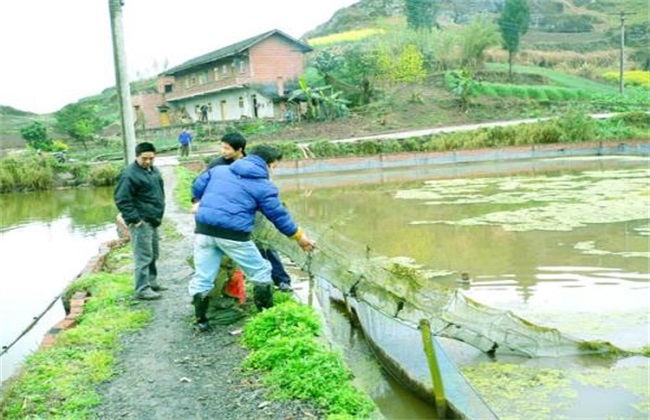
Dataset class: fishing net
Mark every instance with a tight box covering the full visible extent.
[254,218,620,358]
[252,217,625,415]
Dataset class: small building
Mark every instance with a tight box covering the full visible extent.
[132,29,312,129]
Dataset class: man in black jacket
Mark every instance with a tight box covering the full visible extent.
[114,142,167,300]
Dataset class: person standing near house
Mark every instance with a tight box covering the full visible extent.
[114,142,167,300]
[178,128,193,157]
[200,104,209,123]
[189,144,315,331]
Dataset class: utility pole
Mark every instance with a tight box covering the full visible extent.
[610,11,637,96]
[108,0,136,164]
[618,11,625,95]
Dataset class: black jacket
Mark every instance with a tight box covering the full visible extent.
[114,161,165,227]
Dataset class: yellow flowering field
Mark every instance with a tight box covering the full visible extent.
[308,28,384,47]
[603,71,650,88]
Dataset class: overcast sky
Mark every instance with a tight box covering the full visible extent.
[0,0,358,114]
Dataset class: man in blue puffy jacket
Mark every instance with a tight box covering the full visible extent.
[189,144,315,331]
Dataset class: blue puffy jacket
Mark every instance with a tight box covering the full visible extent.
[192,155,298,241]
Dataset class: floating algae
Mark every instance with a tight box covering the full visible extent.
[398,168,650,232]
[462,357,650,419]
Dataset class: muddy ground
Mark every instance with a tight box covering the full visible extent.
[94,165,322,419]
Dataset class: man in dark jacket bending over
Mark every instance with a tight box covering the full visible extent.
[189,144,315,330]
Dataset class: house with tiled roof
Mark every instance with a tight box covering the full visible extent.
[132,29,312,129]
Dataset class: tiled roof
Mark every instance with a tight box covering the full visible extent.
[164,29,312,75]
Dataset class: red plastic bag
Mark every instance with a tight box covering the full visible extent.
[222,269,246,304]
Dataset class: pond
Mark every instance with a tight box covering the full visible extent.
[279,155,649,418]
[0,187,117,382]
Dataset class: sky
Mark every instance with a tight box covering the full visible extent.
[0,0,359,114]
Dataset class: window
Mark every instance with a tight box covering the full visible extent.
[213,67,219,81]
[164,84,173,93]
[238,59,245,74]
[198,71,208,84]
[222,65,228,76]
[238,97,244,108]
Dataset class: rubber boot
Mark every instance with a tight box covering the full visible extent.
[253,284,274,311]
[192,293,210,331]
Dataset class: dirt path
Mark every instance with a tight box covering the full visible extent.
[94,163,319,419]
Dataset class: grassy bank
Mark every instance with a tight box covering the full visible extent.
[0,270,151,418]
[0,218,376,419]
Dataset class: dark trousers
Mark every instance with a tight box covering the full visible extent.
[128,222,159,292]
[257,246,291,286]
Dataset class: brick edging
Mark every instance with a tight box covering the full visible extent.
[38,237,129,350]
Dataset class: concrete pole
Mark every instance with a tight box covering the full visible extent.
[619,11,625,96]
[108,0,136,164]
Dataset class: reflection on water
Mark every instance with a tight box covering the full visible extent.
[0,187,118,382]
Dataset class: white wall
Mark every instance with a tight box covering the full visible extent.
[181,88,275,122]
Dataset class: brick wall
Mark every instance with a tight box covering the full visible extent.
[249,36,305,86]
[132,93,166,129]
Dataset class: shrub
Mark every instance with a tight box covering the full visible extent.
[530,123,563,144]
[309,140,341,158]
[89,163,121,186]
[556,108,596,142]
[0,154,55,192]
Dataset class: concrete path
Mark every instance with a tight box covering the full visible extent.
[325,113,618,144]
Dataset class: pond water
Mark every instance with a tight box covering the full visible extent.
[0,187,117,383]
[280,155,649,418]
[0,155,647,417]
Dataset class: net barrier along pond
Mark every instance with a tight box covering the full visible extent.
[252,218,633,418]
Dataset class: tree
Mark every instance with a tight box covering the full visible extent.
[288,78,349,121]
[405,0,439,32]
[446,68,477,112]
[498,0,530,80]
[460,15,501,69]
[395,44,427,103]
[55,103,108,150]
[20,121,53,151]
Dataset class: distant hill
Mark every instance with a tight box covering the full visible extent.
[0,105,38,118]
[305,0,649,52]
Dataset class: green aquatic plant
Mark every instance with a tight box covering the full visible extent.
[578,340,631,357]
[241,301,375,417]
[241,301,321,350]
[462,362,576,418]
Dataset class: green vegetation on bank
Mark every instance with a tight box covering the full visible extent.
[0,152,122,193]
[2,110,648,193]
[242,301,375,417]
[0,272,151,418]
[266,110,650,160]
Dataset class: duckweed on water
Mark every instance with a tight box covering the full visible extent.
[462,362,576,418]
[463,358,650,418]
[573,240,650,258]
[398,168,650,232]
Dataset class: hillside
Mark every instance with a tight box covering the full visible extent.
[307,0,649,39]
[1,0,647,149]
